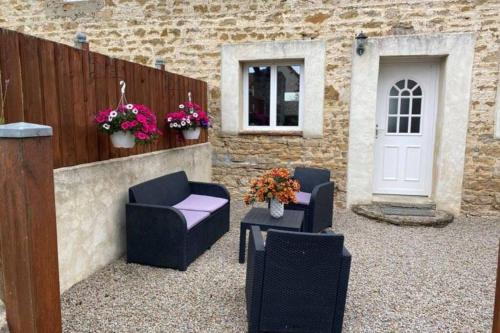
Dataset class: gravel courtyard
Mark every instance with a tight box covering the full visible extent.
[62,202,499,332]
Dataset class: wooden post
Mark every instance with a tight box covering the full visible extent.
[0,122,62,333]
[493,241,500,333]
[155,59,165,70]
[74,32,89,51]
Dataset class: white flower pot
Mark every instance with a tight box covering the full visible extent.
[110,131,135,148]
[269,198,284,219]
[182,127,201,140]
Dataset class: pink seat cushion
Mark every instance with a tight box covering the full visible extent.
[179,209,210,230]
[174,194,228,213]
[296,191,311,205]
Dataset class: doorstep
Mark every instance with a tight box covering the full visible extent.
[352,201,454,227]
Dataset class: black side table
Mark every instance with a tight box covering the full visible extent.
[239,207,304,263]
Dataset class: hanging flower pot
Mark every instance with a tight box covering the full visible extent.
[110,131,135,148]
[269,198,285,219]
[182,127,201,140]
[165,91,211,141]
[95,81,161,149]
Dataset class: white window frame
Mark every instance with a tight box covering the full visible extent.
[242,61,304,132]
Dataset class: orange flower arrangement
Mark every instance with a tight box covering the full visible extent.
[244,168,300,205]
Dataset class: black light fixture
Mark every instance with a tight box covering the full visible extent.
[355,32,368,56]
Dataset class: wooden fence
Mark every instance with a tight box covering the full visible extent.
[0,28,208,169]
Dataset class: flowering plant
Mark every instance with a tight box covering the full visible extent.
[244,168,300,205]
[165,101,210,130]
[95,103,161,144]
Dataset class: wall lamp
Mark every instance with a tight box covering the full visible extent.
[355,32,368,56]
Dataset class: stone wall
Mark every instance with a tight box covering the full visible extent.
[54,143,212,292]
[0,0,498,215]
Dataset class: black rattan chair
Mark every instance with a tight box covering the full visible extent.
[286,167,334,232]
[126,171,230,271]
[245,226,351,333]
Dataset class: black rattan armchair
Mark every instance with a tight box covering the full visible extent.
[245,226,351,333]
[286,167,334,232]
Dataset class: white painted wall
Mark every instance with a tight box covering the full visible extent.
[346,33,475,215]
[54,143,212,292]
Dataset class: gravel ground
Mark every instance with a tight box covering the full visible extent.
[62,202,499,332]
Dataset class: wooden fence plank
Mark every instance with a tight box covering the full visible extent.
[39,40,63,168]
[94,53,110,161]
[202,80,209,143]
[0,29,24,123]
[18,34,44,124]
[83,51,99,163]
[115,58,129,158]
[69,47,89,164]
[124,60,138,156]
[105,56,120,159]
[54,43,77,167]
[148,68,159,152]
[160,72,172,149]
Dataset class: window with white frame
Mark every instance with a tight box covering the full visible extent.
[243,62,304,131]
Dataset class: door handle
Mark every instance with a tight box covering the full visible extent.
[375,125,386,138]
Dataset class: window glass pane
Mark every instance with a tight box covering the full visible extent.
[411,117,421,133]
[388,117,397,133]
[248,66,270,126]
[407,80,417,89]
[389,98,398,114]
[413,86,422,96]
[401,90,410,96]
[412,98,421,114]
[276,65,300,126]
[400,98,410,114]
[396,80,405,89]
[390,87,399,96]
[399,116,409,133]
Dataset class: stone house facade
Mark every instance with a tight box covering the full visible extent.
[0,0,498,216]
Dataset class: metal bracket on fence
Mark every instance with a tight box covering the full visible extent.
[117,80,127,108]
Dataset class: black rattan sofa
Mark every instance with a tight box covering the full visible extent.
[246,226,351,333]
[285,167,334,233]
[126,171,230,271]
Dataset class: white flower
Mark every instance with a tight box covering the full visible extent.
[193,112,198,118]
[169,123,174,128]
[132,108,139,114]
[109,111,118,118]
[179,104,185,109]
[167,117,172,122]
[108,116,113,122]
[186,119,191,124]
[181,121,186,126]
[126,104,134,110]
[173,123,178,128]
[103,124,110,130]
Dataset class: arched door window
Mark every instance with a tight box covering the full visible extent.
[387,79,422,134]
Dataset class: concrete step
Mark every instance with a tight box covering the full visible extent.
[351,203,453,227]
[377,202,437,211]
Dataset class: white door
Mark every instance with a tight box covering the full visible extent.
[373,62,439,196]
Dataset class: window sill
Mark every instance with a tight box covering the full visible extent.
[238,130,303,137]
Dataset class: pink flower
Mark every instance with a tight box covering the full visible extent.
[129,120,138,127]
[135,132,148,140]
[136,114,147,124]
[95,114,107,123]
[121,122,130,130]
